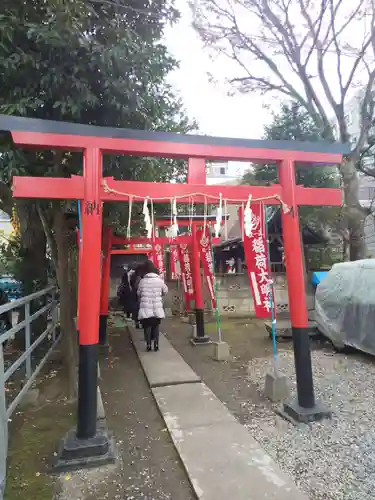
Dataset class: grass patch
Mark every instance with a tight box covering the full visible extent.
[4,396,75,499]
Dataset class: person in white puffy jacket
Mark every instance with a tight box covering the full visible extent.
[137,260,168,351]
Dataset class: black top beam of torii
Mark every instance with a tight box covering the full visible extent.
[0,114,351,156]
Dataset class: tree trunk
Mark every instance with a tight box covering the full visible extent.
[13,201,48,348]
[340,158,367,261]
[16,201,48,294]
[52,204,78,400]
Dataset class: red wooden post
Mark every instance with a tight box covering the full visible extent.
[77,147,102,440]
[279,159,330,422]
[188,158,206,185]
[191,225,209,342]
[99,226,112,345]
[76,228,81,332]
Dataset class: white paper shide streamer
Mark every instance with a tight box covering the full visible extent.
[244,195,253,237]
[169,198,179,238]
[143,198,153,239]
[214,193,223,238]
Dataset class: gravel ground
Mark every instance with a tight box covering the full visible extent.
[247,350,375,500]
[165,318,375,500]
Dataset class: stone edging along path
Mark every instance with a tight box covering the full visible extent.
[128,326,309,500]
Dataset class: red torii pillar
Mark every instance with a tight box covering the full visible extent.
[191,223,207,340]
[99,226,112,345]
[187,158,209,341]
[279,160,329,420]
[76,225,112,345]
[77,148,103,441]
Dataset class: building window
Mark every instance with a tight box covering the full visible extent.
[206,161,228,177]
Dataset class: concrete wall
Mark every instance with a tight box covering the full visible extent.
[109,270,315,317]
[165,273,291,317]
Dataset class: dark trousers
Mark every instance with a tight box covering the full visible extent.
[143,317,161,347]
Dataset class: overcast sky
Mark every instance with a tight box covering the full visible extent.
[164,0,371,141]
[164,0,270,139]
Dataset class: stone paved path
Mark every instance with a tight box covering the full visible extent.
[57,323,196,500]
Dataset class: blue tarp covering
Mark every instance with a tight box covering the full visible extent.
[311,271,329,287]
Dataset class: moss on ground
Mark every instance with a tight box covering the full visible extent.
[4,389,75,499]
[204,319,251,337]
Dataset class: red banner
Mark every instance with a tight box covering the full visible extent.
[178,244,194,311]
[240,204,273,319]
[152,243,166,278]
[170,245,181,280]
[197,228,217,310]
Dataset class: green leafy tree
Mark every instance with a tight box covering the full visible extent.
[242,101,344,265]
[0,0,195,393]
[242,102,339,188]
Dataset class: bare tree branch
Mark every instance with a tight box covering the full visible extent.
[36,202,58,272]
[298,0,343,137]
[194,0,375,259]
[195,0,375,144]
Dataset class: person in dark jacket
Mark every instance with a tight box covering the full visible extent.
[117,267,133,319]
[130,263,145,329]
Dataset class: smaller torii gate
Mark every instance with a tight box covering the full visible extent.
[2,114,349,469]
[98,215,224,343]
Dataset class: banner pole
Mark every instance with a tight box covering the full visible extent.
[209,228,222,343]
[264,204,279,375]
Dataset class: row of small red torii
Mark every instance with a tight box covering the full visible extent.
[96,222,222,327]
[6,113,345,442]
[94,206,273,326]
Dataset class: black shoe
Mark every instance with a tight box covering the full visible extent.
[154,343,159,352]
[147,344,152,352]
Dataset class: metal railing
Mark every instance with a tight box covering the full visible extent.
[0,285,61,499]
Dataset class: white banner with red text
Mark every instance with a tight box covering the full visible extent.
[178,244,194,311]
[152,243,166,278]
[196,228,217,310]
[170,245,181,280]
[239,204,273,319]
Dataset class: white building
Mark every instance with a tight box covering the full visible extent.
[206,161,251,185]
[0,210,12,243]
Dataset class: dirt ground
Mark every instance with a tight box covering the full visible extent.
[5,359,75,500]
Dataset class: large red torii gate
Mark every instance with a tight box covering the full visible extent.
[2,114,348,469]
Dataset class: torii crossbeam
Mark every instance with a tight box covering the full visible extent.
[2,114,349,469]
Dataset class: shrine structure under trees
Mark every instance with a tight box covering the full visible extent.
[1,114,349,469]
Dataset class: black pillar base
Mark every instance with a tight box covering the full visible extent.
[286,326,331,423]
[191,308,210,344]
[54,425,116,472]
[283,398,331,424]
[291,326,315,409]
[99,314,108,346]
[77,344,98,439]
[190,335,212,345]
